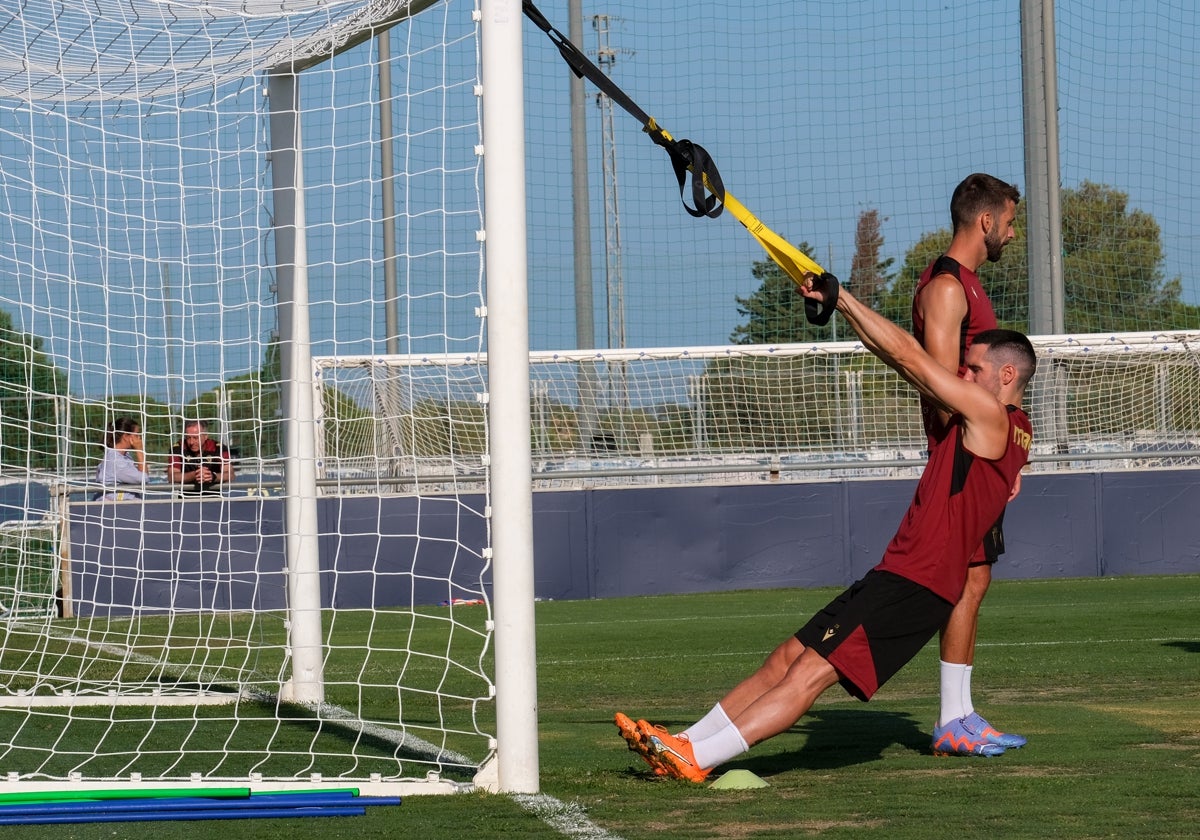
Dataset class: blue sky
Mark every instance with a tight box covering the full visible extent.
[522,0,1198,350]
[0,0,1195,401]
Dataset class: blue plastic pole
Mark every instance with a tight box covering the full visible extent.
[0,791,392,817]
[0,806,367,825]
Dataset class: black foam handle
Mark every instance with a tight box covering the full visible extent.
[804,273,840,326]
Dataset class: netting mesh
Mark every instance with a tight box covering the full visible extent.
[0,1,439,102]
[0,0,1196,792]
[523,1,1198,350]
[315,331,1200,489]
[0,0,490,791]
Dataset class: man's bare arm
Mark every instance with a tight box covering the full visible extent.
[800,277,1009,458]
[914,274,968,424]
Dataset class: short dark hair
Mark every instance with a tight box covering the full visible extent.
[104,416,141,449]
[974,328,1037,390]
[950,173,1021,233]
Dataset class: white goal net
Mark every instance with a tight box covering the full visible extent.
[313,330,1200,487]
[0,0,523,797]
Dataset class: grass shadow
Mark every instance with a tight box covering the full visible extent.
[1162,640,1200,654]
[606,708,928,778]
[725,708,928,776]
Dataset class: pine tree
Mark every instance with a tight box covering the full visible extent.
[729,242,822,345]
[847,208,894,311]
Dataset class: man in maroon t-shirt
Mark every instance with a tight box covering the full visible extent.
[615,279,1036,783]
[913,173,1026,757]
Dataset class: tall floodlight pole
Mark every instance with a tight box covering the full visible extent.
[594,14,629,415]
[594,15,626,354]
[379,31,400,356]
[569,0,600,452]
[1021,0,1064,335]
[161,262,177,409]
[1021,0,1068,451]
[480,0,539,794]
[376,30,409,465]
[569,0,596,348]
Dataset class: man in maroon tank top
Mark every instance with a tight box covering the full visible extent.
[614,278,1037,783]
[913,174,1026,756]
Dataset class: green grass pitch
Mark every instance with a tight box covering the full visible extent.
[11,574,1200,839]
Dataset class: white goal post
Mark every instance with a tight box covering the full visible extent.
[0,0,537,797]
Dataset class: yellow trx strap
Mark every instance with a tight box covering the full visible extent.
[522,0,839,324]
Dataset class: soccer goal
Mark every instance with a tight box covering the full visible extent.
[313,330,1200,487]
[0,0,536,796]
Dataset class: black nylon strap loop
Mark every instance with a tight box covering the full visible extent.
[671,140,723,219]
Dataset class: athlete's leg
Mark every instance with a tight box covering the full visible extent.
[627,638,821,779]
[727,646,840,748]
[680,646,838,774]
[940,561,990,666]
[713,635,806,721]
[935,562,1027,749]
[938,562,990,724]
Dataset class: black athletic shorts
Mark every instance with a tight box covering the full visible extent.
[979,510,1006,565]
[795,570,953,701]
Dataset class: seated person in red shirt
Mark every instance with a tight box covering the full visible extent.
[167,420,234,495]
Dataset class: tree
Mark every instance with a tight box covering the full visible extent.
[729,241,825,345]
[847,208,894,311]
[0,309,67,469]
[879,181,1200,333]
[219,337,282,464]
[69,396,175,472]
[878,228,950,329]
[731,209,897,345]
[1058,181,1195,332]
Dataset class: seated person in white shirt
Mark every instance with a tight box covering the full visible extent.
[94,417,148,500]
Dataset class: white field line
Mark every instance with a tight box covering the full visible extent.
[511,793,627,840]
[536,594,1200,630]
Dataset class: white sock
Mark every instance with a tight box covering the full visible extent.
[938,660,969,726]
[682,703,732,742]
[961,665,975,717]
[691,721,749,770]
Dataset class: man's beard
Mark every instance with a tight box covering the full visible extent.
[985,229,1008,263]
